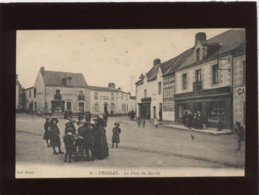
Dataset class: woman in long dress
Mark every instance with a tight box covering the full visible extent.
[93,115,109,159]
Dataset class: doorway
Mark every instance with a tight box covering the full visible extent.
[153,106,156,118]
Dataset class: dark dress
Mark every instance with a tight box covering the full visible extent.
[43,122,50,140]
[50,124,61,147]
[112,127,121,143]
[93,119,109,159]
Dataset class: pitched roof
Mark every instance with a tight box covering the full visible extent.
[179,29,246,69]
[160,48,193,76]
[41,71,88,88]
[89,86,130,94]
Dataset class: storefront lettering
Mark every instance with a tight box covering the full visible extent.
[163,76,175,111]
[236,87,245,96]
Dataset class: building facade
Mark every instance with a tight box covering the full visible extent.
[24,67,90,115]
[233,42,246,126]
[174,30,245,128]
[136,59,163,120]
[89,83,134,115]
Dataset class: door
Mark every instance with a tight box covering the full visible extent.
[66,102,72,110]
[34,102,37,112]
[153,106,156,118]
[79,102,84,112]
[159,103,162,121]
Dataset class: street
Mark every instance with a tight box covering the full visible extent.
[16,113,245,178]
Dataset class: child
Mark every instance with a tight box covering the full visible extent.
[137,117,141,128]
[112,123,121,148]
[154,117,158,128]
[63,129,75,163]
[82,122,95,161]
[43,117,51,147]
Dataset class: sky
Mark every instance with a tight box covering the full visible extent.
[16,29,230,95]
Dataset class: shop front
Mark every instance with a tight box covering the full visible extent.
[51,100,65,113]
[175,86,232,128]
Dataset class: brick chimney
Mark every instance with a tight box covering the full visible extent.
[108,83,115,89]
[40,67,45,75]
[153,58,161,66]
[195,32,206,45]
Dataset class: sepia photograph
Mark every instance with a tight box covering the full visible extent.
[15,28,246,178]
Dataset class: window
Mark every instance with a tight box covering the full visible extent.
[195,69,201,82]
[34,88,36,98]
[212,64,219,84]
[182,73,187,89]
[158,82,162,95]
[243,60,246,84]
[111,93,114,101]
[95,102,99,112]
[196,48,200,61]
[56,89,60,95]
[208,101,225,122]
[29,90,31,98]
[144,89,147,98]
[79,90,84,95]
[94,92,98,100]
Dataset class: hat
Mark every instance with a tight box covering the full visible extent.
[50,118,58,124]
[114,122,120,126]
[98,114,104,119]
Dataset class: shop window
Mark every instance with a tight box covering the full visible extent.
[212,64,219,84]
[55,89,61,95]
[182,73,187,89]
[208,101,225,122]
[158,82,162,95]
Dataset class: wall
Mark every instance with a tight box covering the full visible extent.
[233,54,246,126]
[175,56,232,95]
[162,74,175,121]
[136,70,163,120]
[116,91,131,114]
[90,90,115,114]
[33,72,45,113]
[45,86,90,113]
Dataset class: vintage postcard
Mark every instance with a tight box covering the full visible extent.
[15,29,245,178]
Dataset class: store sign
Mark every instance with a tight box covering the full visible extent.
[236,86,245,96]
[163,75,175,111]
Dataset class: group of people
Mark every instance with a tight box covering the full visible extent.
[128,110,136,120]
[182,110,202,129]
[43,112,122,163]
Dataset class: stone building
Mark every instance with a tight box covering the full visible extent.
[232,42,246,126]
[174,29,246,128]
[24,67,90,115]
[89,83,133,115]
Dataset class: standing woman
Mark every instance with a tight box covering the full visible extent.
[49,118,64,155]
[43,117,51,147]
[93,115,109,159]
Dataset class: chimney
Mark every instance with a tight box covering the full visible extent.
[108,83,115,89]
[195,32,206,45]
[153,58,161,66]
[40,67,45,74]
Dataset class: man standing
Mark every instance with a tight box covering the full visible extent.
[235,121,245,150]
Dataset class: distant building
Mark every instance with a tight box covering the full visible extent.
[89,83,133,115]
[24,67,90,115]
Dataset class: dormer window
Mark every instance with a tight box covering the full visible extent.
[196,48,200,61]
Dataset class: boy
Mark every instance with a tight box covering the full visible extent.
[63,129,75,163]
[112,123,121,148]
